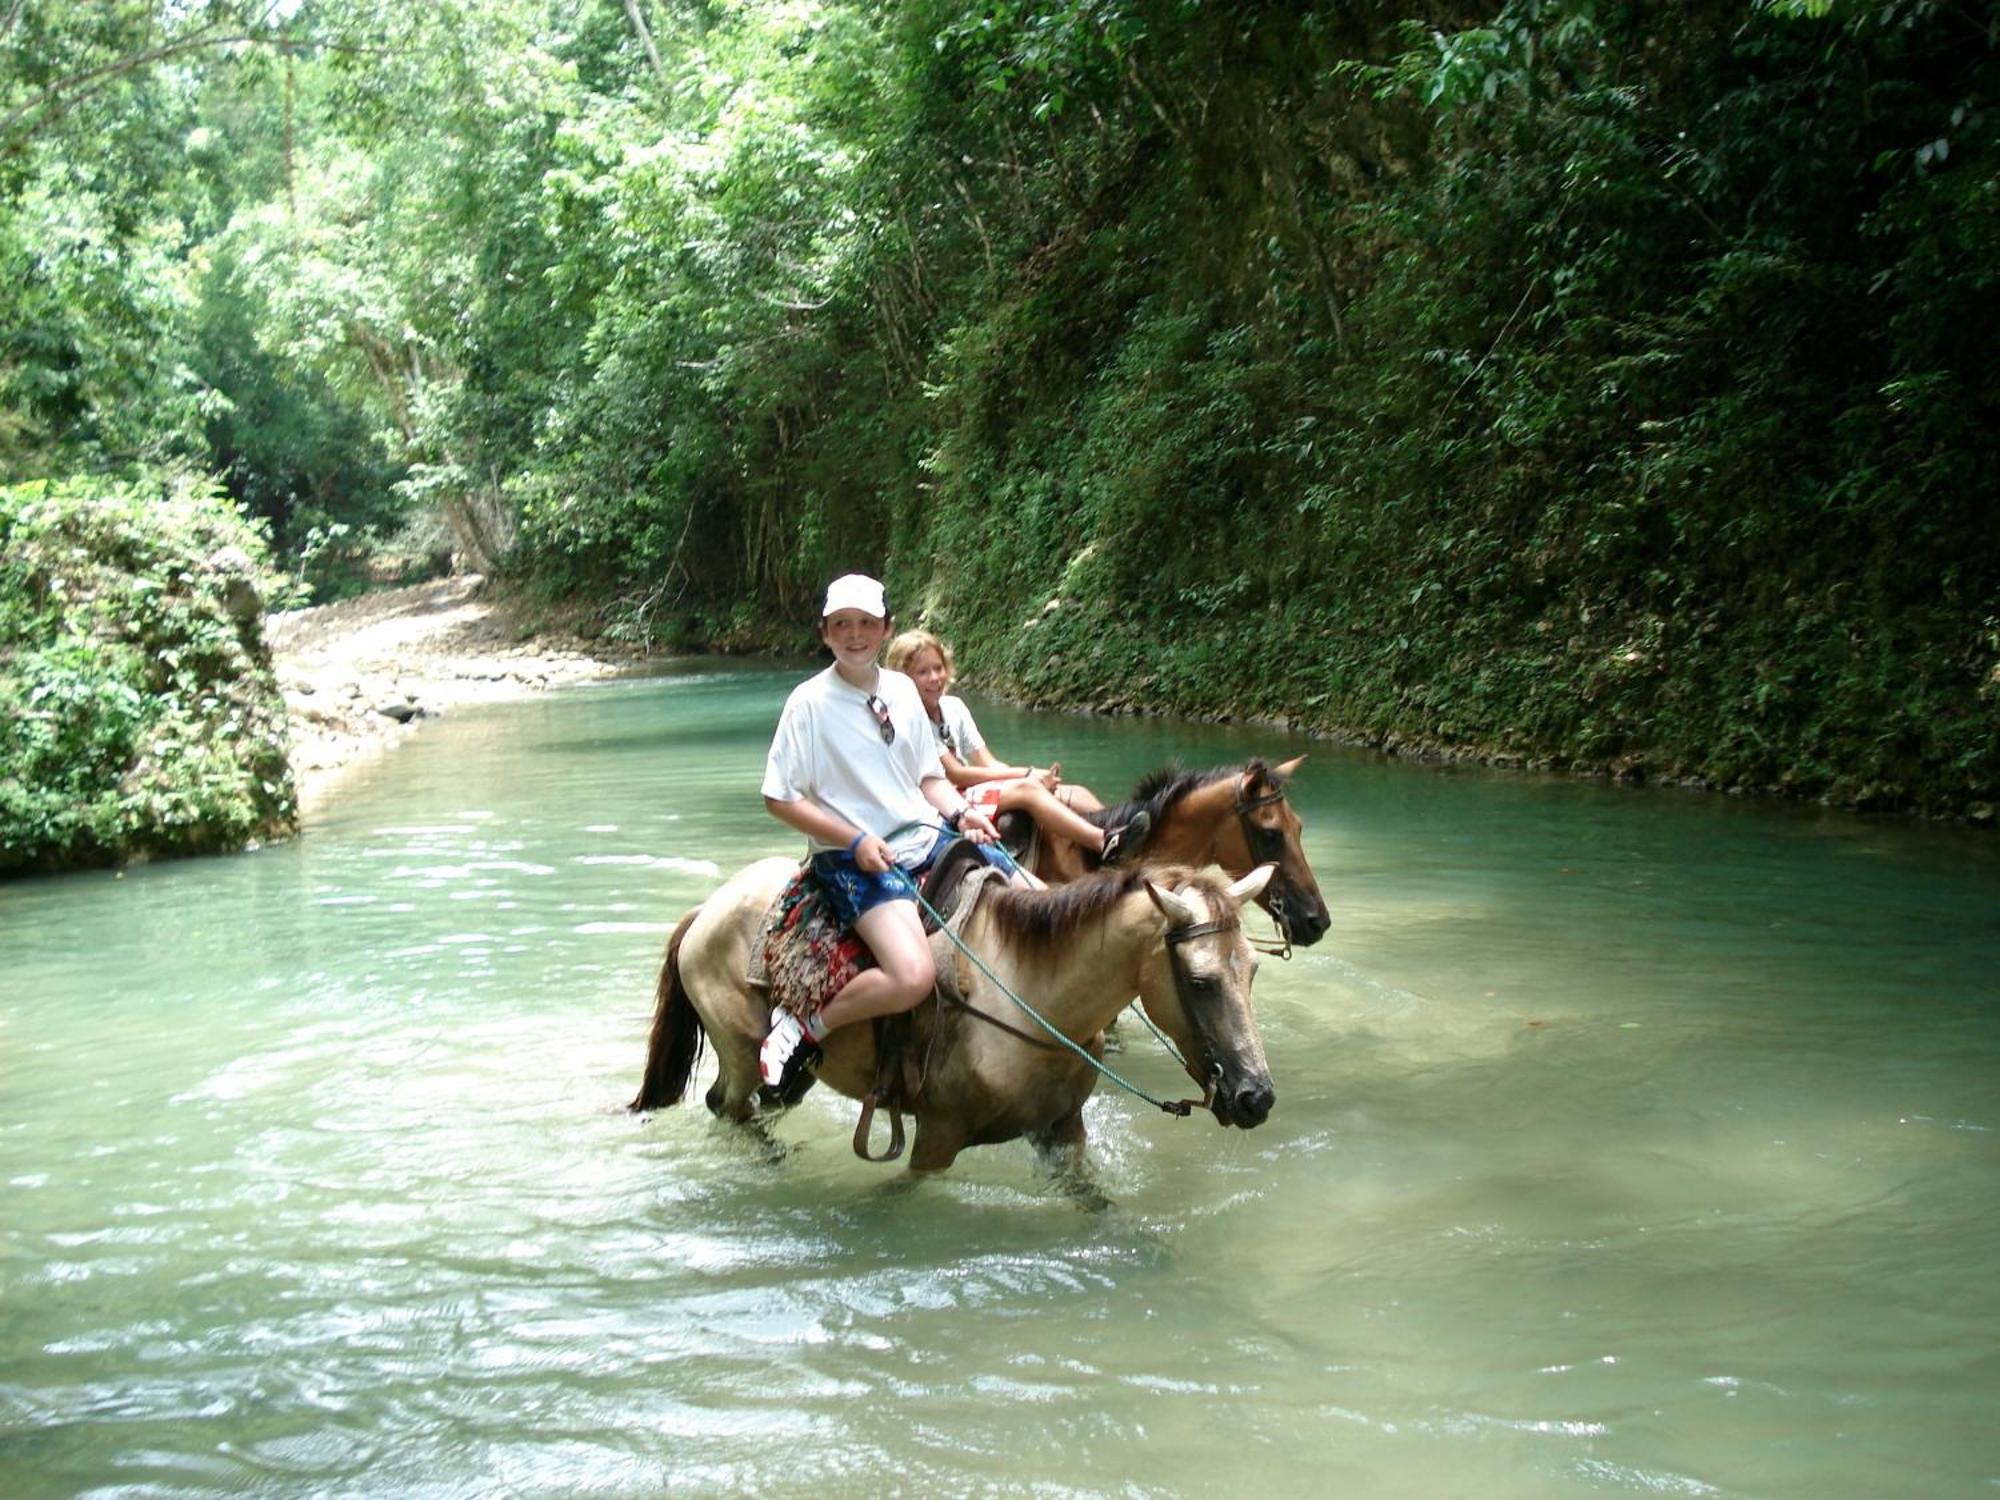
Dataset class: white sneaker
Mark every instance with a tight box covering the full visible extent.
[1101,809,1152,866]
[758,1011,823,1091]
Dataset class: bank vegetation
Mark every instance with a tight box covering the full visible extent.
[3,0,1994,869]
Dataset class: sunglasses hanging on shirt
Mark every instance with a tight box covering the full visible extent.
[864,693,895,745]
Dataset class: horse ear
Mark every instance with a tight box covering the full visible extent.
[1273,754,1307,779]
[1145,879,1202,927]
[1226,864,1276,906]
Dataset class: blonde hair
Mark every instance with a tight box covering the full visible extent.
[885,629,953,680]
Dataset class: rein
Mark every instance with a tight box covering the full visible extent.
[905,876,1216,1118]
[848,823,1239,1161]
[943,916,1233,1062]
[935,985,1068,1052]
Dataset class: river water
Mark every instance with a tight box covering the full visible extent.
[2,661,1996,1498]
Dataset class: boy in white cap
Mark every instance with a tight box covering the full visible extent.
[757,573,1004,1093]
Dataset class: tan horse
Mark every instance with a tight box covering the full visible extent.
[631,859,1278,1175]
[1026,756,1331,950]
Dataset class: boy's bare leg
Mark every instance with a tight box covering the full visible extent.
[817,900,935,1032]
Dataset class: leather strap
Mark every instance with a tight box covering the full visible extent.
[852,1090,906,1163]
[1234,774,1294,960]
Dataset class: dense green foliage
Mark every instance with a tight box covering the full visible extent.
[904,0,2000,813]
[0,474,293,873]
[3,0,1995,826]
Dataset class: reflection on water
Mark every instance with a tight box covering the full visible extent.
[2,660,1996,1498]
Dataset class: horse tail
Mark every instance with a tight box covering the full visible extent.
[630,907,705,1113]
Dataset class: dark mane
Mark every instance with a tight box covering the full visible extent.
[1089,757,1285,833]
[981,864,1239,961]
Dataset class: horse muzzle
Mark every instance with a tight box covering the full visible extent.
[1287,906,1331,947]
[1266,884,1331,949]
[1206,1067,1276,1130]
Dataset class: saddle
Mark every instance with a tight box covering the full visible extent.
[744,836,997,1022]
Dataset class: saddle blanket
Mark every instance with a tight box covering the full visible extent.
[745,866,871,1021]
[745,860,1005,1022]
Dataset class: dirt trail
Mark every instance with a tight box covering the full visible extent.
[266,575,631,814]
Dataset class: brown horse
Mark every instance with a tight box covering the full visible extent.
[631,858,1278,1176]
[1025,756,1331,950]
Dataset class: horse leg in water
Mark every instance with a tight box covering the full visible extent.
[1027,1111,1109,1209]
[908,1115,971,1175]
[645,889,770,1123]
[702,1018,763,1122]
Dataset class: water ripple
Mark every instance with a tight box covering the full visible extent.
[2,670,1996,1499]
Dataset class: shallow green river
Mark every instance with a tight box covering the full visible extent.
[3,661,1997,1497]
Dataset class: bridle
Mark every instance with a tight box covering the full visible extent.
[1158,915,1239,1105]
[1233,776,1296,960]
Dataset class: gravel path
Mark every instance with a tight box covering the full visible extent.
[266,575,631,814]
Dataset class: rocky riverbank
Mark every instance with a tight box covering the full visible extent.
[266,575,633,815]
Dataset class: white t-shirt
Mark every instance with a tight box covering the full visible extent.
[932,693,987,762]
[762,665,947,864]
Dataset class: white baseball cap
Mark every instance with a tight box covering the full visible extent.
[821,573,888,619]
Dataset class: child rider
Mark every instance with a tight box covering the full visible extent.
[884,629,1150,866]
[757,573,1003,1094]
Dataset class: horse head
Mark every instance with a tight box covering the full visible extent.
[1106,757,1332,950]
[1138,865,1278,1130]
[1229,756,1332,950]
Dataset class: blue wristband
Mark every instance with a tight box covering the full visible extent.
[847,830,868,854]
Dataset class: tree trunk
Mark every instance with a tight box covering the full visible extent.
[620,0,670,94]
